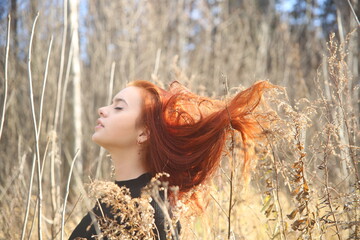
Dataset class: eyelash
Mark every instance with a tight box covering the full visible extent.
[114,107,123,110]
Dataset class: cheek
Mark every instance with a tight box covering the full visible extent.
[112,121,137,139]
[92,114,139,148]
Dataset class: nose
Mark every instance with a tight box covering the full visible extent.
[98,106,107,117]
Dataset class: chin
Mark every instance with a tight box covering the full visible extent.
[92,135,110,150]
[91,133,96,141]
[91,133,102,145]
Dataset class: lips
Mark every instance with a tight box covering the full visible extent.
[96,119,105,128]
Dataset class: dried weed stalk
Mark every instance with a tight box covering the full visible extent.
[260,30,360,240]
[87,180,156,240]
[142,172,186,240]
[315,32,360,240]
[86,173,188,240]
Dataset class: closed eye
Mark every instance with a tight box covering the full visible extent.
[114,107,123,110]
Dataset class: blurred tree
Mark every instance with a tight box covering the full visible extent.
[10,0,17,56]
[334,0,359,116]
[228,0,242,13]
[291,0,317,24]
[0,0,6,22]
[69,0,83,176]
[257,0,276,13]
[228,0,276,13]
[319,0,337,36]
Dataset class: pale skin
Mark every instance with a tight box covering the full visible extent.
[92,86,149,181]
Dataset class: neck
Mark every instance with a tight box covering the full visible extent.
[108,146,147,181]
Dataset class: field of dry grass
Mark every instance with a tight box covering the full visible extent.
[0,1,359,239]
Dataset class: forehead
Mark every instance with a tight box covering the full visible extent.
[113,86,143,107]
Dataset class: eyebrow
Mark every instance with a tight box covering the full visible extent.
[113,98,128,106]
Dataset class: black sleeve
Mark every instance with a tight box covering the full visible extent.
[69,202,110,240]
[151,197,181,240]
[69,199,181,240]
[68,212,97,240]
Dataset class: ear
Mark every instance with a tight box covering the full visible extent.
[137,127,150,144]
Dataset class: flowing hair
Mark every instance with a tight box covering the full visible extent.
[128,80,275,204]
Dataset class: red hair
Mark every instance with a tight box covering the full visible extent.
[128,80,275,201]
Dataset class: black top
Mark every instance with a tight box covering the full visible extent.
[69,173,180,239]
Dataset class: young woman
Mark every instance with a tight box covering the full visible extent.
[69,80,274,239]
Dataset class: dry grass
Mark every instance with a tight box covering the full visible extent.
[0,1,359,239]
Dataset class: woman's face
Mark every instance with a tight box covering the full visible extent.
[92,86,146,150]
